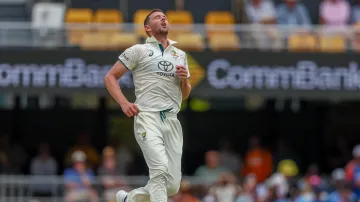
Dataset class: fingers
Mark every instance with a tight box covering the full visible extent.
[133,104,140,113]
[178,75,188,79]
[126,110,134,117]
[124,104,140,117]
[176,70,188,79]
[176,66,186,72]
[129,105,139,116]
[176,66,188,79]
[176,69,187,73]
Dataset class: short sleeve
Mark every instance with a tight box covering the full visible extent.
[118,45,141,71]
[184,54,190,79]
[63,169,74,183]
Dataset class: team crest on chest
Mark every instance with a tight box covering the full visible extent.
[170,50,180,60]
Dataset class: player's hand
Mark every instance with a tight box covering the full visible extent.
[120,101,140,117]
[176,65,188,80]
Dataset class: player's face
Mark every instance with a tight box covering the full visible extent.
[148,12,169,36]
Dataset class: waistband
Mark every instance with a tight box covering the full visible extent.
[160,109,177,118]
[159,108,176,122]
[139,110,177,119]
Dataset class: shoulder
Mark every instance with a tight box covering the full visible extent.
[172,46,187,57]
[195,165,206,173]
[64,168,75,175]
[342,0,350,6]
[320,1,327,8]
[219,166,229,172]
[121,44,149,61]
[277,4,286,10]
[297,4,307,10]
[263,0,275,7]
[126,44,147,52]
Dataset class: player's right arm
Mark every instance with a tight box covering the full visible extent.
[104,45,141,117]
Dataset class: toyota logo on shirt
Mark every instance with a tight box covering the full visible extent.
[158,61,174,72]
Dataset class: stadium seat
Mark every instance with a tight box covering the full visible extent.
[65,8,93,23]
[174,33,205,51]
[79,32,109,50]
[208,33,240,51]
[65,8,93,45]
[108,33,139,50]
[93,9,122,35]
[205,11,235,24]
[352,23,360,52]
[288,33,317,52]
[319,35,346,53]
[133,9,151,38]
[205,11,235,36]
[166,10,194,33]
[93,9,123,23]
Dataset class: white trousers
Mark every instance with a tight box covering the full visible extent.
[127,111,183,202]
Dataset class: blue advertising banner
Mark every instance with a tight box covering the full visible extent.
[1,50,360,100]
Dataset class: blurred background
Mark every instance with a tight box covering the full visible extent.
[2,0,360,201]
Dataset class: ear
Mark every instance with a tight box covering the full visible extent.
[144,25,151,33]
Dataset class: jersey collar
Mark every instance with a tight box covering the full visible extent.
[146,36,177,45]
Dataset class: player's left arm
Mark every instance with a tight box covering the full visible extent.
[176,53,192,100]
[179,77,191,100]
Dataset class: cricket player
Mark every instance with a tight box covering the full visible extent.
[104,9,191,202]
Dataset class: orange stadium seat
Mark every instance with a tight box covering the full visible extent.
[288,33,317,52]
[205,11,235,36]
[352,23,360,52]
[66,8,93,23]
[166,10,194,34]
[108,33,139,50]
[79,32,109,50]
[133,9,151,38]
[93,9,123,23]
[65,8,93,45]
[208,33,240,51]
[319,35,346,53]
[93,9,122,34]
[174,33,205,51]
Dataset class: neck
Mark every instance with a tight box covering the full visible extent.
[153,34,169,49]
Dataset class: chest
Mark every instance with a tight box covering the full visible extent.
[323,4,345,17]
[249,4,271,17]
[137,45,185,76]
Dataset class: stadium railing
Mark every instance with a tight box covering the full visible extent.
[0,22,359,51]
[0,175,208,202]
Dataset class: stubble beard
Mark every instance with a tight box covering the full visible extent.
[159,27,168,37]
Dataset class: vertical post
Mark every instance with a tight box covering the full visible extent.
[9,176,14,202]
[175,0,184,10]
[119,0,128,22]
[18,177,23,202]
[0,176,6,202]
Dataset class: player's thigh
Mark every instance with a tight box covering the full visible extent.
[134,113,168,174]
[164,118,183,183]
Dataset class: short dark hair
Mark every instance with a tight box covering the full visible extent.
[143,9,164,26]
